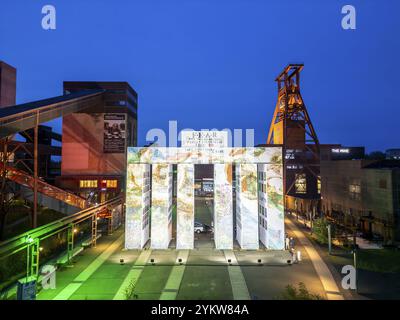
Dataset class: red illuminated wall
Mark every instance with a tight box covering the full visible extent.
[61,113,126,175]
[0,61,16,107]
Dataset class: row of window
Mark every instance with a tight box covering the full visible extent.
[259,216,267,229]
[258,204,267,217]
[259,183,267,193]
[142,209,150,230]
[79,179,118,189]
[258,171,267,181]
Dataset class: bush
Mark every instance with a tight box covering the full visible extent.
[124,278,137,300]
[278,282,324,300]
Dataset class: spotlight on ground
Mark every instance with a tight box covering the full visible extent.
[287,259,292,265]
[257,259,262,266]
[178,258,183,265]
[151,258,155,265]
[120,259,124,265]
[227,259,232,265]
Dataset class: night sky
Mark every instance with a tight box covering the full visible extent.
[1,0,399,152]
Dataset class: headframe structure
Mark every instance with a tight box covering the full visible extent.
[267,64,320,208]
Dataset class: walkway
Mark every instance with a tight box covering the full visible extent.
[285,218,344,300]
[223,250,251,300]
[113,249,153,300]
[53,233,124,300]
[159,250,190,300]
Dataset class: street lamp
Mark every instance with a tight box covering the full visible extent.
[352,248,358,293]
[327,224,332,255]
[25,235,34,244]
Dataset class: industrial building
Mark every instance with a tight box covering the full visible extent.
[56,81,138,203]
[321,158,400,243]
[0,61,16,108]
[1,62,134,228]
[386,149,400,160]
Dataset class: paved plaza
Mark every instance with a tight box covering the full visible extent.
[37,198,345,300]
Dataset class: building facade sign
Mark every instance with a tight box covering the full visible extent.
[104,114,126,153]
[181,130,228,148]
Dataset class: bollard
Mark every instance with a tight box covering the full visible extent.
[297,250,302,262]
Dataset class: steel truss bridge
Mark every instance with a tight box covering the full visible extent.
[0,89,125,284]
[0,89,106,227]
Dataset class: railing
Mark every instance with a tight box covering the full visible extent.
[0,90,104,139]
[0,196,123,278]
[0,91,103,126]
[0,162,87,209]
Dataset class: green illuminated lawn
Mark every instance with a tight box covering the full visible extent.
[329,249,400,274]
[177,266,233,300]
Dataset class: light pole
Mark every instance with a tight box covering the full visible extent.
[353,248,358,292]
[327,224,332,255]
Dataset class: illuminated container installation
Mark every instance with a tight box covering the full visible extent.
[125,139,285,250]
[176,164,195,249]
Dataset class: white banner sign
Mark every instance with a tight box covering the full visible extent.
[181,131,228,148]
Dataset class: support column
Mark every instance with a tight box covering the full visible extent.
[67,224,74,263]
[235,164,259,250]
[27,238,40,279]
[257,164,268,247]
[176,164,195,249]
[32,112,39,229]
[265,162,285,249]
[92,213,98,247]
[125,163,150,249]
[151,164,173,249]
[214,163,233,250]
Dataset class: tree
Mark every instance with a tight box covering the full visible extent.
[312,217,335,244]
[366,151,385,160]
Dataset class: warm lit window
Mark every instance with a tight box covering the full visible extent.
[349,180,361,200]
[80,180,98,188]
[317,176,321,194]
[106,180,118,188]
[295,174,307,194]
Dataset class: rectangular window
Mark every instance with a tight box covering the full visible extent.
[106,180,118,188]
[349,179,361,200]
[79,180,98,188]
[317,176,321,194]
[295,174,307,194]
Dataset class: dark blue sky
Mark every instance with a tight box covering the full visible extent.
[1,0,399,151]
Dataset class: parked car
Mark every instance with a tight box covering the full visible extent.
[194,222,205,234]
